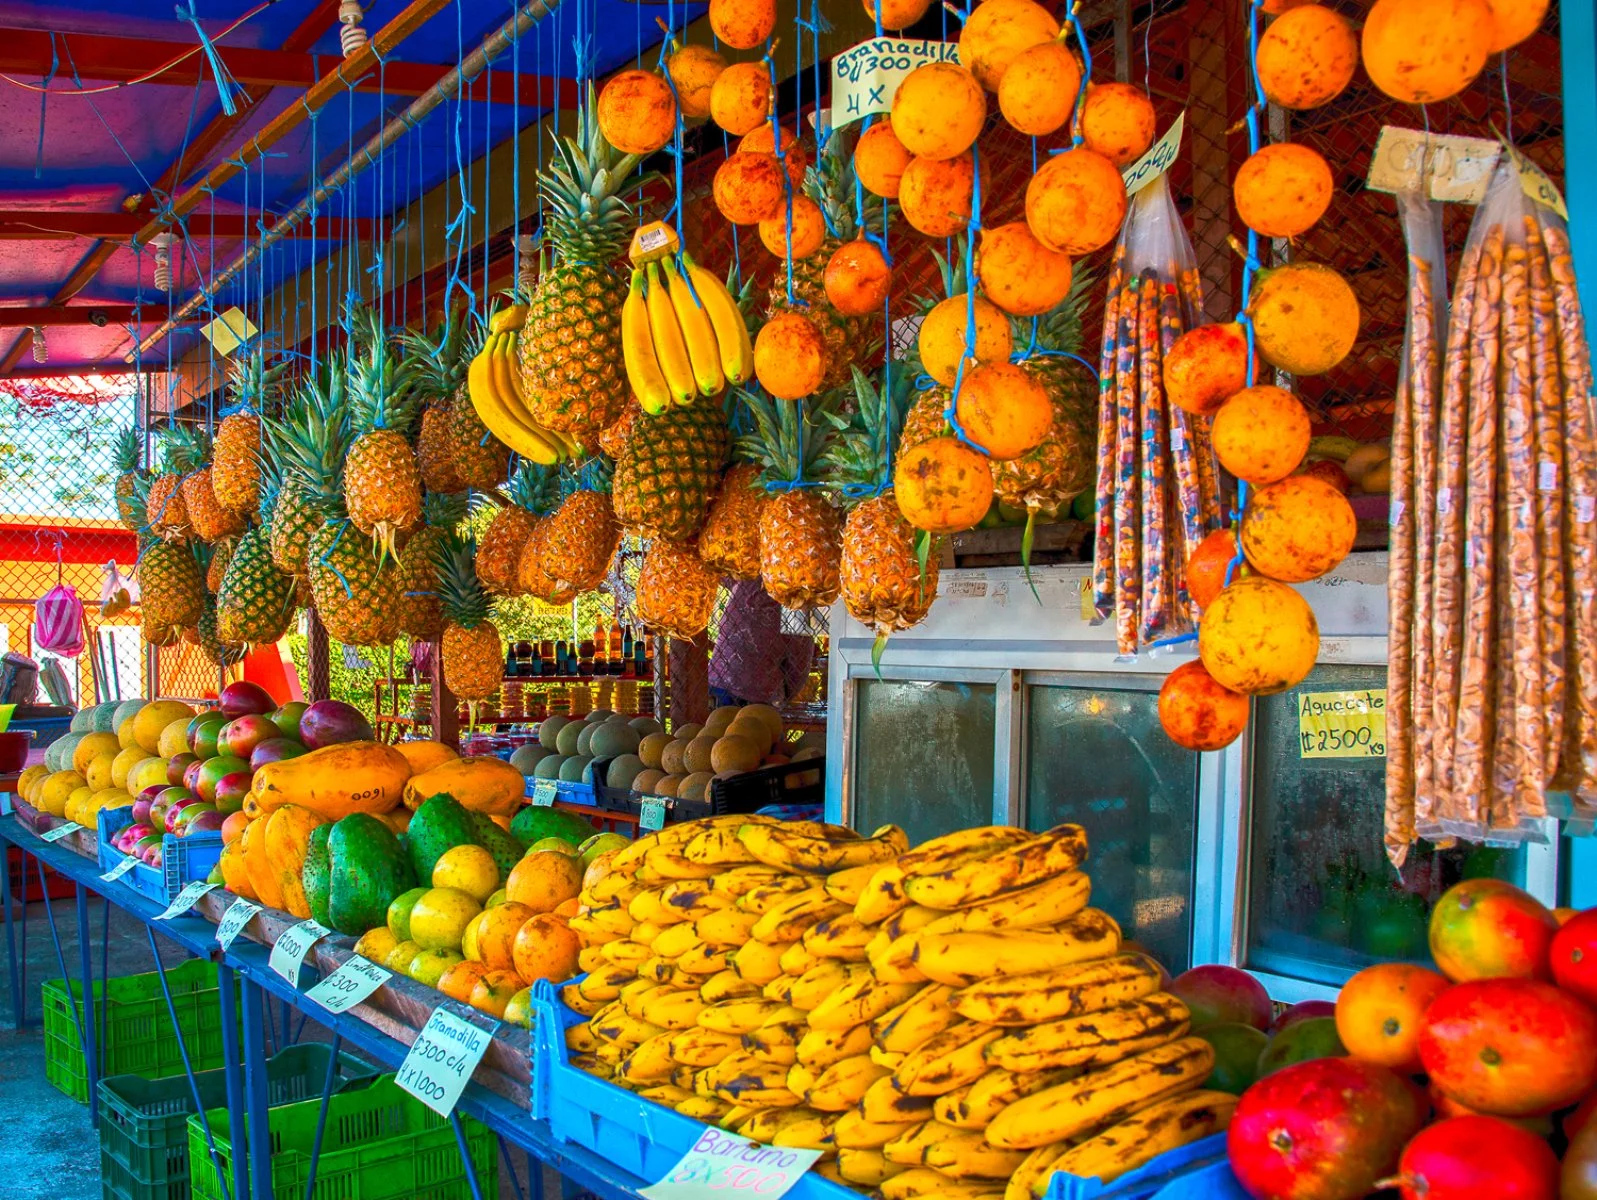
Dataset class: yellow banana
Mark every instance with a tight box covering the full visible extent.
[803,913,874,962]
[628,887,684,927]
[1010,1142,1073,1200]
[922,870,1092,935]
[577,946,608,974]
[640,956,677,984]
[624,267,672,415]
[618,1033,678,1084]
[868,929,928,985]
[934,1066,1078,1130]
[838,1147,906,1186]
[920,1128,1030,1179]
[641,846,718,881]
[871,1046,907,1071]
[739,878,817,917]
[894,1021,1005,1097]
[985,992,1192,1074]
[600,939,653,970]
[903,825,1088,910]
[738,823,907,874]
[584,901,636,938]
[684,826,760,866]
[796,1021,874,1069]
[743,1021,800,1066]
[638,987,708,1030]
[674,942,730,976]
[631,920,664,947]
[697,998,798,1036]
[873,984,960,1055]
[490,334,564,465]
[666,1026,743,1067]
[676,1094,734,1123]
[802,1054,892,1112]
[700,969,763,1003]
[698,1051,804,1107]
[789,960,868,1011]
[809,974,924,1032]
[592,1007,668,1047]
[738,1105,825,1143]
[560,986,604,1017]
[835,1109,914,1149]
[779,940,817,976]
[644,261,696,404]
[670,1062,698,1091]
[953,952,1167,1028]
[662,255,725,397]
[640,1083,697,1107]
[695,907,761,948]
[771,1110,837,1151]
[651,921,701,960]
[660,879,732,920]
[896,826,1036,876]
[859,1074,938,1125]
[855,863,911,925]
[466,333,561,465]
[683,251,754,385]
[565,1023,599,1054]
[913,909,1122,988]
[750,888,850,943]
[712,865,791,896]
[881,1170,996,1200]
[826,861,889,906]
[1050,1089,1238,1185]
[984,1037,1216,1150]
[732,939,792,985]
[881,1122,946,1167]
[578,963,636,1003]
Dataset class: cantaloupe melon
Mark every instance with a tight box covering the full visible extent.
[683,737,719,774]
[639,732,672,769]
[678,772,714,802]
[591,724,642,759]
[632,768,666,795]
[538,715,570,751]
[555,722,583,756]
[660,739,689,776]
[629,717,664,737]
[559,755,592,783]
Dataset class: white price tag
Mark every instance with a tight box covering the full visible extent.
[1121,110,1185,195]
[100,855,139,883]
[640,1130,823,1200]
[1366,127,1501,204]
[639,797,667,832]
[1540,461,1559,492]
[215,898,262,951]
[829,38,960,126]
[39,822,83,843]
[532,779,557,807]
[268,919,331,986]
[395,1006,494,1116]
[305,955,391,1014]
[155,880,217,921]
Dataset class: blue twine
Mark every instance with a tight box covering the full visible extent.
[943,147,987,455]
[176,0,243,116]
[33,33,57,179]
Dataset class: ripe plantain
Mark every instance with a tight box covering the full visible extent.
[739,823,908,873]
[684,826,759,866]
[666,1026,743,1067]
[674,942,731,976]
[789,960,868,1011]
[676,1094,734,1123]
[699,969,763,1003]
[779,939,817,975]
[903,825,1088,910]
[935,1066,1079,1130]
[809,974,925,1031]
[803,912,874,962]
[561,986,605,1017]
[801,1054,892,1112]
[835,1109,915,1149]
[711,865,791,896]
[600,939,653,970]
[695,906,761,948]
[985,992,1192,1073]
[825,860,891,906]
[623,267,671,415]
[660,879,733,920]
[732,938,792,985]
[698,1051,805,1107]
[837,1147,906,1186]
[750,888,850,942]
[858,1074,938,1124]
[919,1127,1031,1179]
[617,1032,678,1084]
[578,963,636,1003]
[896,825,1036,875]
[894,1020,1005,1096]
[738,878,819,916]
[796,1021,874,1069]
[697,998,801,1036]
[954,953,1167,1027]
[921,869,1092,935]
[854,863,912,925]
[638,987,708,1030]
[619,978,666,1019]
[1049,1090,1237,1184]
[912,909,1122,987]
[869,928,929,985]
[1008,1142,1073,1200]
[743,1020,802,1066]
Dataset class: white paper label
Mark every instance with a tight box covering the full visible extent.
[39,822,82,843]
[639,1130,823,1200]
[395,1006,494,1116]
[1366,127,1501,204]
[532,779,557,807]
[156,880,217,921]
[100,855,139,883]
[1578,496,1596,523]
[269,919,332,986]
[1121,110,1185,195]
[1512,147,1569,220]
[1389,499,1406,528]
[639,796,667,832]
[215,898,262,952]
[1540,461,1559,491]
[830,38,960,126]
[305,955,391,1013]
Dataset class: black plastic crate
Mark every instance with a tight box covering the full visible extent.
[591,755,824,826]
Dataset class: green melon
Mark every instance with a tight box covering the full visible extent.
[538,715,570,751]
[604,753,646,791]
[48,732,87,772]
[533,754,566,781]
[69,708,95,734]
[509,744,550,776]
[555,722,582,756]
[559,755,592,782]
[576,724,597,756]
[90,703,120,733]
[591,724,641,759]
[629,717,664,737]
[509,805,596,848]
[585,709,614,724]
[112,700,145,732]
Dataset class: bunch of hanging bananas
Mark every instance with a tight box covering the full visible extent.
[621,252,753,415]
[562,816,1235,1198]
[467,306,581,465]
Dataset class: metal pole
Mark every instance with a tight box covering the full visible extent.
[1,833,19,1028]
[129,0,571,361]
[75,885,98,1126]
[240,977,274,1200]
[217,964,250,1200]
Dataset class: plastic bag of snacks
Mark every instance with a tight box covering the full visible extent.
[33,583,84,657]
[1091,174,1224,653]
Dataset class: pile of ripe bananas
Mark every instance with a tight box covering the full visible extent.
[564,816,1235,1198]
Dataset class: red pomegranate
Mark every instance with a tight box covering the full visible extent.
[1551,908,1597,1006]
[1418,977,1597,1116]
[1227,1057,1426,1200]
[1381,1115,1558,1200]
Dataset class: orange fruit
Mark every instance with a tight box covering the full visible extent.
[1234,143,1333,239]
[1158,661,1250,751]
[505,850,584,913]
[513,913,583,985]
[754,312,828,399]
[976,221,1073,318]
[918,294,1013,388]
[476,901,536,973]
[1241,475,1357,583]
[998,39,1081,136]
[758,195,827,260]
[552,897,581,920]
[1079,83,1156,168]
[713,152,785,225]
[709,0,775,49]
[1336,963,1451,1073]
[954,362,1054,460]
[1362,0,1491,103]
[1256,4,1358,109]
[596,70,676,155]
[1024,146,1127,255]
[898,154,975,237]
[739,123,807,190]
[854,122,913,199]
[1212,385,1311,486]
[469,969,525,1017]
[437,961,491,1003]
[890,63,986,160]
[893,438,994,535]
[824,239,892,316]
[1185,528,1242,610]
[958,0,1060,91]
[1246,263,1359,376]
[1198,577,1319,695]
[667,44,726,120]
[709,62,771,136]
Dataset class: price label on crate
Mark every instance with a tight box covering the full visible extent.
[155,880,217,921]
[99,854,139,883]
[639,796,667,832]
[531,779,558,807]
[38,821,82,843]
[269,919,332,986]
[305,955,391,1014]
[395,1006,493,1116]
[215,898,261,952]
[640,1130,823,1200]
[1120,110,1185,195]
[1298,689,1387,760]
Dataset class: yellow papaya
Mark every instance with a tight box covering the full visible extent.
[238,816,285,910]
[219,840,257,902]
[264,805,330,919]
[249,741,410,820]
[392,740,458,775]
[402,755,524,815]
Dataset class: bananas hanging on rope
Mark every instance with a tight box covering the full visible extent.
[622,240,754,415]
[465,308,579,465]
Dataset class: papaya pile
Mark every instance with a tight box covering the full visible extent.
[562,816,1232,1196]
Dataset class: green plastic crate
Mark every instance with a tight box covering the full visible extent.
[187,1076,499,1200]
[43,959,236,1104]
[98,1044,383,1200]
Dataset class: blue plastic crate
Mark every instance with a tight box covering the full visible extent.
[530,980,856,1198]
[96,806,223,904]
[1043,1133,1235,1200]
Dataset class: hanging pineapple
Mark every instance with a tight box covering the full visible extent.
[478,461,557,595]
[213,348,288,516]
[610,397,731,543]
[138,539,205,634]
[167,425,246,543]
[635,538,722,639]
[535,464,621,598]
[145,425,191,540]
[737,387,843,609]
[697,461,763,581]
[344,307,423,560]
[825,366,941,643]
[206,541,233,593]
[216,427,297,647]
[113,426,146,532]
[195,592,246,667]
[268,370,350,579]
[401,306,477,494]
[395,490,468,641]
[519,85,649,439]
[433,531,503,703]
[516,515,578,605]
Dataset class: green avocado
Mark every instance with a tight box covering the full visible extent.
[406,792,482,883]
[325,814,416,936]
[509,805,596,849]
[470,812,524,878]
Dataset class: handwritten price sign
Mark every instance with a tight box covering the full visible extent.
[1120,111,1185,196]
[215,898,261,952]
[639,796,667,832]
[269,919,331,986]
[830,38,960,126]
[1298,689,1387,759]
[39,822,83,843]
[155,880,216,921]
[305,955,391,1014]
[396,1006,493,1116]
[531,779,558,807]
[100,855,139,884]
[640,1129,822,1200]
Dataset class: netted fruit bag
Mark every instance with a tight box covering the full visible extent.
[1090,174,1225,653]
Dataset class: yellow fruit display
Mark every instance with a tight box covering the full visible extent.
[132,701,196,754]
[84,753,117,794]
[39,770,87,817]
[72,732,122,776]
[157,720,191,760]
[129,758,171,795]
[110,747,148,791]
[409,948,467,988]
[384,939,424,975]
[116,718,139,751]
[352,927,399,964]
[433,844,502,903]
[409,887,484,952]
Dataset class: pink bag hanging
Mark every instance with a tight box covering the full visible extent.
[35,583,85,657]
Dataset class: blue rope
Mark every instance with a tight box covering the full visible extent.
[943,147,986,455]
[33,33,57,179]
[176,0,244,116]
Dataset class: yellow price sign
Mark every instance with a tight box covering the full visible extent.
[1297,690,1386,759]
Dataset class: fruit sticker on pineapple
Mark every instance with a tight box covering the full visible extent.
[396,1005,493,1116]
[1297,689,1387,758]
[640,1128,824,1200]
[830,38,961,125]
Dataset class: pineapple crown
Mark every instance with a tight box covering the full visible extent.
[158,422,211,475]
[429,530,492,630]
[822,366,907,498]
[225,347,290,415]
[539,83,649,267]
[503,460,559,515]
[269,367,354,519]
[734,387,839,489]
[346,305,421,438]
[563,453,613,499]
[804,128,889,246]
[1014,264,1096,359]
[424,489,471,530]
[399,304,484,400]
[114,426,141,474]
